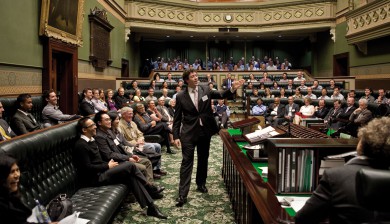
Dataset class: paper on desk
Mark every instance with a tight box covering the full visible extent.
[59,212,90,224]
[258,167,268,178]
[245,126,275,139]
[276,196,310,213]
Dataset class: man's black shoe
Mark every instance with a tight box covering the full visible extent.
[146,184,165,194]
[147,204,167,219]
[150,192,164,200]
[196,185,208,193]
[175,196,187,207]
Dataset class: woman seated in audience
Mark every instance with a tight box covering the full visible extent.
[131,80,139,91]
[0,155,59,224]
[279,88,287,98]
[292,88,302,99]
[161,81,169,90]
[99,88,106,104]
[295,117,390,224]
[259,83,265,90]
[247,82,254,90]
[92,88,108,112]
[153,73,164,82]
[247,73,257,83]
[294,97,315,124]
[318,88,330,99]
[133,89,145,103]
[106,89,118,112]
[271,81,280,90]
[149,80,159,90]
[263,88,274,99]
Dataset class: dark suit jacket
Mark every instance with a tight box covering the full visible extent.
[10,110,42,136]
[168,107,175,118]
[266,103,285,118]
[173,85,233,143]
[324,107,343,129]
[284,103,300,118]
[79,99,96,116]
[221,78,234,90]
[349,108,372,125]
[295,157,390,224]
[95,129,131,163]
[0,119,16,140]
[313,107,329,119]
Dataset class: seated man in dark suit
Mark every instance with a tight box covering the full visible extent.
[295,117,390,223]
[265,97,285,127]
[115,87,129,109]
[345,98,373,137]
[73,117,167,219]
[323,99,343,130]
[94,111,164,187]
[79,88,97,116]
[336,97,356,128]
[284,96,299,122]
[10,93,43,135]
[133,103,175,154]
[313,99,329,119]
[0,101,16,141]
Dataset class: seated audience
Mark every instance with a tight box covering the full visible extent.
[133,104,175,154]
[284,96,299,122]
[0,155,60,223]
[213,99,230,129]
[206,73,214,83]
[147,100,163,123]
[222,73,234,90]
[118,107,165,175]
[346,98,373,137]
[94,111,163,183]
[305,87,317,99]
[361,87,375,104]
[252,98,267,116]
[161,81,169,90]
[130,80,139,91]
[298,80,308,90]
[172,86,181,99]
[153,73,164,82]
[271,81,280,90]
[375,88,388,104]
[336,97,356,128]
[295,117,390,224]
[263,88,274,99]
[251,88,260,98]
[79,88,97,116]
[73,117,167,219]
[115,87,129,110]
[168,99,176,118]
[279,88,287,98]
[266,97,285,126]
[166,72,176,83]
[313,99,329,119]
[327,79,336,90]
[0,102,16,141]
[293,71,305,81]
[91,88,108,112]
[106,89,118,111]
[145,88,157,103]
[259,72,271,83]
[311,80,323,90]
[133,89,145,102]
[318,88,330,100]
[330,87,345,101]
[149,80,159,91]
[324,99,343,130]
[42,90,81,127]
[11,93,43,135]
[279,72,288,83]
[292,88,302,99]
[156,97,173,127]
[247,73,257,82]
[294,97,315,124]
[208,82,216,90]
[348,89,356,99]
[161,88,171,100]
[286,79,294,90]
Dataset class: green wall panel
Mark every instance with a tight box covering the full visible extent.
[78,0,126,68]
[0,0,42,67]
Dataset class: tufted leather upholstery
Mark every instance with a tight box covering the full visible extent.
[0,121,128,224]
[0,96,45,124]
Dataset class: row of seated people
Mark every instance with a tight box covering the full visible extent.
[245,87,390,105]
[249,96,388,137]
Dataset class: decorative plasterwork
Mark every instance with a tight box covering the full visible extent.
[126,2,335,28]
[346,1,390,44]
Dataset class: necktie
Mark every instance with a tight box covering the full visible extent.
[228,79,231,88]
[0,126,11,140]
[193,88,198,111]
[28,114,36,124]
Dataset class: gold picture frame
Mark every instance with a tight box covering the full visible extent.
[40,0,85,46]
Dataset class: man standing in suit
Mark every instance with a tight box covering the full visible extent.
[173,69,244,206]
[265,97,285,126]
[0,101,16,141]
[11,94,43,136]
[79,88,97,116]
[222,73,234,90]
[284,96,300,122]
[73,117,167,219]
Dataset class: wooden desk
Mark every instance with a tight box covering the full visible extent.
[220,129,293,224]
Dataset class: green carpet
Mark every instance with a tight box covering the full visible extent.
[112,135,236,223]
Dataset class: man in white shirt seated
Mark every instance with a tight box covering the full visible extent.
[305,87,317,99]
[330,87,345,101]
[213,99,230,129]
[293,71,306,81]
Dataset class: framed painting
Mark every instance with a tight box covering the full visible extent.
[40,0,84,46]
